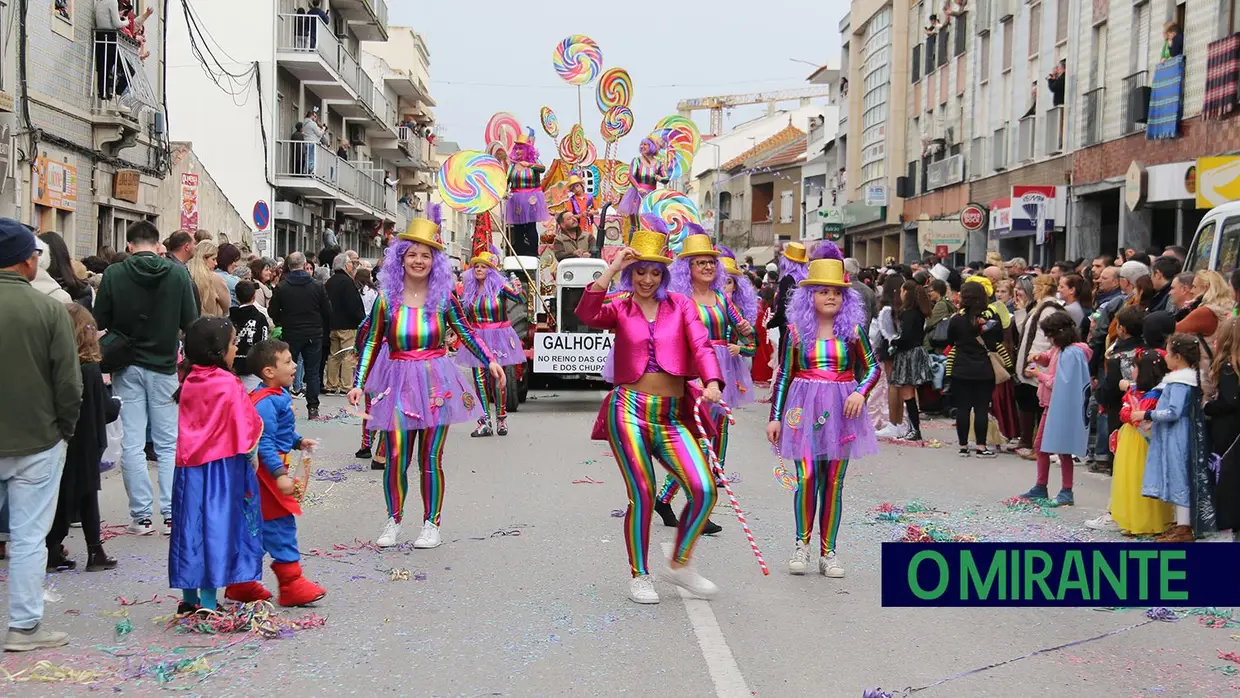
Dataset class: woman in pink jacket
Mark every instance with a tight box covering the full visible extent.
[576,229,725,605]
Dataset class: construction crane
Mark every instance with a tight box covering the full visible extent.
[676,85,834,137]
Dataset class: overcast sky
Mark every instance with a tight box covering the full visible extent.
[389,2,844,161]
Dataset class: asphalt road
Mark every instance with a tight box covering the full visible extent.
[3,387,1239,697]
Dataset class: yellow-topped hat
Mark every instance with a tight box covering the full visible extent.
[721,256,741,276]
[566,174,584,187]
[397,218,444,250]
[515,133,530,145]
[469,250,500,269]
[676,234,720,259]
[799,258,850,287]
[630,230,673,264]
[782,242,808,264]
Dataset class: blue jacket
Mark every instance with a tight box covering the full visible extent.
[254,389,302,478]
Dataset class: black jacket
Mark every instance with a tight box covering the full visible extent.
[889,307,927,353]
[63,362,119,497]
[229,305,271,376]
[945,311,1006,381]
[269,271,331,341]
[325,270,366,331]
[767,275,796,331]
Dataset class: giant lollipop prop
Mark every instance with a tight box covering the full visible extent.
[639,189,701,253]
[437,151,508,215]
[540,106,560,139]
[553,34,603,127]
[596,67,633,113]
[484,113,521,154]
[600,105,633,143]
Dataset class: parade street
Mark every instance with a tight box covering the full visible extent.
[5,389,1238,697]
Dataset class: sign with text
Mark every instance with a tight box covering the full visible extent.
[112,169,140,203]
[180,173,199,233]
[1011,185,1056,234]
[533,332,613,374]
[864,184,887,208]
[32,156,77,211]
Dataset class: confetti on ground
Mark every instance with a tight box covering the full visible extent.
[609,509,626,517]
[114,618,133,636]
[312,468,349,482]
[878,436,944,448]
[1191,608,1240,628]
[0,661,113,685]
[116,594,177,607]
[99,524,128,542]
[571,476,603,484]
[308,408,360,423]
[899,523,978,543]
[1003,496,1060,517]
[165,601,326,638]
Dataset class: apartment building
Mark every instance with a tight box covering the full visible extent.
[1,0,170,257]
[167,0,438,259]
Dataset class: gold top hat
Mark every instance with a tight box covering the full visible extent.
[515,133,530,145]
[782,242,808,264]
[630,230,673,264]
[676,234,720,259]
[721,256,740,276]
[469,250,500,269]
[397,218,444,250]
[566,174,584,187]
[799,258,850,287]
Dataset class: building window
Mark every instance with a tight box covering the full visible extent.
[1002,19,1014,71]
[980,33,991,80]
[584,169,597,195]
[1056,0,1069,43]
[912,45,921,82]
[1029,3,1042,58]
[938,24,950,66]
[1132,2,1150,75]
[907,160,917,196]
[779,190,793,224]
[1229,0,1240,34]
[925,35,937,73]
[954,14,968,55]
[719,191,732,220]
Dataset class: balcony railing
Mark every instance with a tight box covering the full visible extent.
[276,14,340,71]
[1018,115,1036,161]
[274,141,394,215]
[369,87,397,130]
[1121,71,1148,134]
[364,0,388,29]
[1083,87,1105,146]
[1045,105,1065,154]
[92,31,158,114]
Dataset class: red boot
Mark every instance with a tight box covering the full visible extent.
[271,560,326,607]
[225,580,273,603]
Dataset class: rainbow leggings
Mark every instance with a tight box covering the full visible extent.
[470,367,506,419]
[657,411,728,504]
[360,395,381,451]
[794,459,849,555]
[604,387,717,577]
[383,427,449,526]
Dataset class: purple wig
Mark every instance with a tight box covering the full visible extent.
[719,246,758,322]
[462,245,505,304]
[511,141,540,164]
[380,238,455,316]
[668,255,725,295]
[789,241,864,341]
[778,250,808,284]
[639,137,662,156]
[617,261,670,301]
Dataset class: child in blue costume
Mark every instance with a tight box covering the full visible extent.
[225,339,325,607]
[170,317,265,614]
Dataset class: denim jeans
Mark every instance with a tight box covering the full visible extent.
[286,336,323,408]
[0,441,67,629]
[113,366,179,522]
[293,358,304,393]
[1095,411,1112,460]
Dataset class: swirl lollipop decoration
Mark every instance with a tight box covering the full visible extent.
[595,68,633,113]
[539,106,559,139]
[558,123,588,163]
[486,141,508,163]
[579,140,598,168]
[655,115,702,154]
[552,34,602,85]
[600,105,634,143]
[639,189,700,252]
[484,112,521,154]
[437,151,508,215]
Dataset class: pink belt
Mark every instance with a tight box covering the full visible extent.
[472,321,512,330]
[795,369,855,382]
[390,348,448,361]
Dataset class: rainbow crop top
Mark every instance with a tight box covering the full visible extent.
[354,294,494,389]
[461,284,523,327]
[630,157,664,189]
[769,329,880,421]
[508,162,545,190]
[695,292,755,357]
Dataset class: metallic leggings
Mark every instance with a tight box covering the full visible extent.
[604,387,717,577]
[657,410,728,504]
[794,459,849,555]
[470,366,506,419]
[383,427,449,526]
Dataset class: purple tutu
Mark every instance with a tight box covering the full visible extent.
[601,348,615,383]
[776,378,879,462]
[713,344,755,407]
[617,184,653,216]
[456,324,525,368]
[507,187,550,225]
[363,352,484,432]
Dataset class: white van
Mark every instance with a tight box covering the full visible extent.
[1185,200,1240,274]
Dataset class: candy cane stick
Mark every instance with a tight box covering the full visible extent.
[693,396,769,576]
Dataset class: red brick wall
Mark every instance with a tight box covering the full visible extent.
[969,156,1072,204]
[1073,117,1240,186]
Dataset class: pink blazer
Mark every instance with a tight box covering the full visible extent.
[576,286,724,388]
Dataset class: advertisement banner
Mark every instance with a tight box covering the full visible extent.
[1196,156,1240,209]
[180,173,200,233]
[1011,185,1056,234]
[533,332,613,374]
[32,156,77,211]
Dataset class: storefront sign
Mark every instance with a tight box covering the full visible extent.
[917,218,968,254]
[1145,161,1196,203]
[864,184,887,208]
[32,156,77,211]
[113,169,140,203]
[180,173,200,233]
[1125,161,1146,211]
[842,201,884,229]
[960,203,987,231]
[1011,185,1056,240]
[1196,156,1240,209]
[533,332,614,374]
[988,197,1012,239]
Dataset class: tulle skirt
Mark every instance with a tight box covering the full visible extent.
[506,188,550,225]
[456,324,525,367]
[601,348,615,384]
[617,184,654,215]
[776,378,879,462]
[363,352,484,431]
[713,344,755,407]
[169,455,264,590]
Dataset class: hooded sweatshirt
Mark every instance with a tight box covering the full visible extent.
[94,251,199,374]
[31,239,71,304]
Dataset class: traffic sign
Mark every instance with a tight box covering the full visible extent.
[960,202,987,231]
[253,200,270,231]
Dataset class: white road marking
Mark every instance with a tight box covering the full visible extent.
[660,542,751,698]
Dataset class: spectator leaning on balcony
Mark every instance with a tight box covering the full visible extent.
[1162,21,1183,61]
[1047,60,1066,107]
[94,0,129,100]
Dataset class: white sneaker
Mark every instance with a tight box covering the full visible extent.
[376,518,402,548]
[628,575,660,604]
[1084,512,1120,532]
[162,518,172,536]
[875,424,902,438]
[789,541,810,575]
[820,551,845,578]
[128,518,153,536]
[413,520,442,549]
[662,564,720,598]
